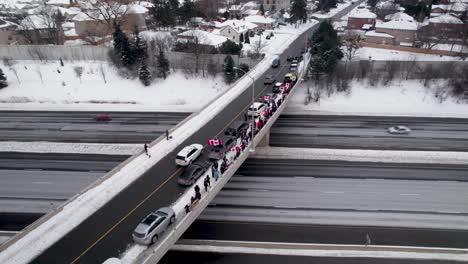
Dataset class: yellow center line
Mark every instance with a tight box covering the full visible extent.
[71,63,291,263]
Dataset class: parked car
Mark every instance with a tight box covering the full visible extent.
[248,102,267,117]
[290,63,298,72]
[287,55,294,62]
[132,207,175,245]
[271,56,280,68]
[225,120,249,137]
[388,126,411,134]
[261,93,279,104]
[284,73,297,83]
[291,59,298,64]
[208,135,237,160]
[175,144,203,166]
[266,35,271,40]
[264,75,275,85]
[177,160,211,185]
[272,82,283,93]
[95,113,112,121]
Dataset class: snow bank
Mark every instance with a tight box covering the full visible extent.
[252,146,468,165]
[286,79,468,118]
[0,141,139,155]
[0,61,227,112]
[355,47,465,61]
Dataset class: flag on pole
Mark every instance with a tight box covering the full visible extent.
[208,138,222,146]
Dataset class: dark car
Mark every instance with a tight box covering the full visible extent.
[95,113,112,121]
[264,75,275,85]
[177,160,212,186]
[287,56,294,62]
[272,82,283,93]
[208,135,237,160]
[225,120,248,137]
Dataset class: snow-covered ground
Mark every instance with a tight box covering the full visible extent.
[0,61,226,112]
[0,141,139,155]
[355,47,466,61]
[286,79,468,118]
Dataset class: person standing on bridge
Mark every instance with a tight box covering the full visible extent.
[365,233,372,246]
[144,144,151,158]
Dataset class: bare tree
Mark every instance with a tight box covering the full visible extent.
[83,0,132,34]
[74,66,84,83]
[251,38,267,56]
[418,26,449,50]
[342,31,360,62]
[17,7,65,45]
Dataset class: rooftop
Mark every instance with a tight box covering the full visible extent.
[348,8,377,19]
[365,31,395,38]
[178,29,228,47]
[244,15,275,24]
[429,13,463,24]
[376,19,418,30]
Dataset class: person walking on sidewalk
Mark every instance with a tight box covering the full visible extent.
[144,144,151,158]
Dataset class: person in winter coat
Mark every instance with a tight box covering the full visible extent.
[212,165,219,181]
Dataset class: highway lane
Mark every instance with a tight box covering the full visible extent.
[161,251,463,264]
[271,115,468,151]
[31,25,316,264]
[0,153,127,226]
[31,4,365,262]
[0,111,188,143]
[181,221,468,248]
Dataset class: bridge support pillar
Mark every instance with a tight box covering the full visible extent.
[257,129,270,147]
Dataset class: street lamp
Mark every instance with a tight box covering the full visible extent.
[234,66,255,152]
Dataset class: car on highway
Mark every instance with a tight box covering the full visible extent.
[132,207,175,245]
[175,144,203,166]
[225,120,249,137]
[290,63,298,72]
[264,75,275,85]
[387,125,411,134]
[284,73,297,83]
[287,55,294,62]
[248,102,267,117]
[272,82,283,93]
[208,136,237,160]
[95,113,112,121]
[178,160,212,185]
[271,56,280,68]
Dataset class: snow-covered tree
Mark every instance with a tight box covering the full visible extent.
[157,49,170,79]
[139,61,152,86]
[309,21,343,80]
[0,68,7,89]
[290,0,307,23]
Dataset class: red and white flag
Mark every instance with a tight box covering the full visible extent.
[208,138,222,146]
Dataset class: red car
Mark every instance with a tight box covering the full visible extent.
[95,113,112,121]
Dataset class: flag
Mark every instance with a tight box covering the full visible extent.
[208,138,222,146]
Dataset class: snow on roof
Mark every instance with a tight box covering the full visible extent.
[243,9,260,15]
[348,8,376,19]
[429,13,463,24]
[400,42,413,46]
[137,1,155,8]
[128,4,148,14]
[0,20,18,29]
[385,12,414,22]
[283,12,290,19]
[376,19,418,30]
[19,15,52,30]
[64,28,77,36]
[220,19,258,31]
[72,12,93,21]
[46,0,70,6]
[178,29,228,47]
[432,3,466,12]
[365,30,394,38]
[244,15,274,24]
[229,4,242,11]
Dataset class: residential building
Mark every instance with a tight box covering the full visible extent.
[431,2,466,18]
[17,14,65,44]
[263,0,291,11]
[426,13,466,38]
[177,29,228,48]
[218,19,258,42]
[374,18,418,45]
[347,8,377,30]
[364,31,395,44]
[0,20,25,45]
[46,0,72,8]
[244,15,275,29]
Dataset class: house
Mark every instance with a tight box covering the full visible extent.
[0,20,24,45]
[46,0,72,8]
[229,4,243,18]
[427,13,466,38]
[364,31,395,45]
[244,15,275,29]
[263,0,290,12]
[431,2,466,18]
[177,29,228,48]
[17,14,65,44]
[218,20,258,42]
[347,8,377,30]
[384,11,414,22]
[242,9,261,17]
[374,17,418,45]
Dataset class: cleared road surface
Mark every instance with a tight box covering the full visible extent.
[0,153,127,230]
[0,111,188,143]
[271,115,468,151]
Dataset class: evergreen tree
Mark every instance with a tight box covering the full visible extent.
[112,23,126,60]
[367,0,379,11]
[290,0,307,23]
[317,0,337,12]
[238,63,249,77]
[157,49,170,79]
[259,3,265,15]
[121,37,136,67]
[133,27,147,63]
[309,21,343,80]
[180,0,195,24]
[239,32,244,43]
[139,61,152,86]
[244,32,250,44]
[219,40,242,55]
[224,55,234,74]
[0,68,7,89]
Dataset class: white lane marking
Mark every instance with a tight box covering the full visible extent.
[323,191,345,194]
[399,193,420,196]
[32,181,53,185]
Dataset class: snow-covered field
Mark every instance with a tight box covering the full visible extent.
[286,79,468,118]
[355,47,466,61]
[312,0,353,19]
[0,61,226,112]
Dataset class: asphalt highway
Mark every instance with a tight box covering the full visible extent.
[0,153,127,223]
[0,111,188,143]
[31,25,317,264]
[161,251,463,264]
[271,115,468,151]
